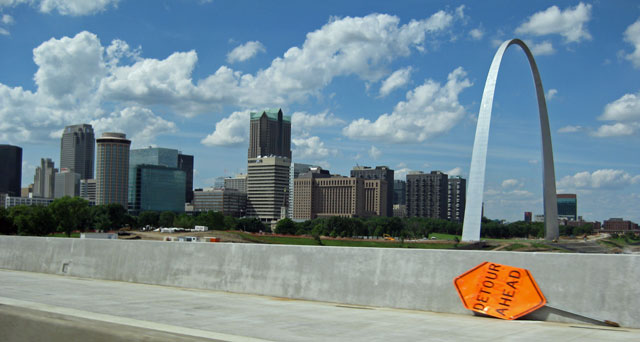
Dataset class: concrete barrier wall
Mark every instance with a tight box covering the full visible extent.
[1,236,638,328]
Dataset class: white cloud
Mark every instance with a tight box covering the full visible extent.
[90,106,176,148]
[201,110,250,147]
[291,110,345,135]
[343,67,472,143]
[394,167,412,180]
[0,10,462,143]
[591,123,635,137]
[292,136,336,160]
[558,125,582,133]
[469,28,483,40]
[624,18,640,69]
[379,67,412,97]
[368,145,381,160]
[0,0,119,16]
[501,179,520,188]
[558,169,640,189]
[446,167,462,177]
[528,40,555,56]
[593,91,640,137]
[516,2,592,43]
[2,14,14,24]
[226,41,266,63]
[600,91,640,122]
[546,88,558,99]
[0,27,8,35]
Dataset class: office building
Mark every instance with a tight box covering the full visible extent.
[4,196,53,208]
[393,180,406,205]
[54,170,81,198]
[406,171,448,219]
[178,153,194,203]
[96,132,131,207]
[224,174,248,193]
[447,176,466,223]
[246,156,291,222]
[128,147,185,213]
[524,211,532,223]
[0,144,22,197]
[33,158,57,198]
[132,165,186,213]
[193,187,247,217]
[60,124,95,179]
[246,108,292,223]
[557,194,577,221]
[288,163,316,218]
[80,179,96,203]
[21,184,33,198]
[351,166,393,217]
[248,108,291,159]
[293,167,386,220]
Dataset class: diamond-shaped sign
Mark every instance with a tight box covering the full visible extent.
[453,262,546,320]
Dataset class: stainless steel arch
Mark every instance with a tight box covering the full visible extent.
[461,39,559,242]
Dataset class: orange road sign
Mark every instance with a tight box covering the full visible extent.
[453,262,546,320]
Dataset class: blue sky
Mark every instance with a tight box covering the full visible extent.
[1,0,639,223]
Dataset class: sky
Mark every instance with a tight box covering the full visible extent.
[0,0,639,223]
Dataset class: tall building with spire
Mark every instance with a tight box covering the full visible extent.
[247,109,292,224]
[60,124,95,180]
[96,132,131,207]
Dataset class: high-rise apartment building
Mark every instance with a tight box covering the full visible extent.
[80,179,96,203]
[128,147,185,213]
[178,153,194,203]
[406,171,448,219]
[0,144,22,197]
[447,176,466,223]
[292,167,386,220]
[248,108,291,159]
[33,158,57,198]
[557,194,577,221]
[96,132,131,207]
[60,124,95,179]
[350,166,393,217]
[247,108,292,223]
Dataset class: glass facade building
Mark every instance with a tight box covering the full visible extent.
[134,165,186,213]
[557,194,577,221]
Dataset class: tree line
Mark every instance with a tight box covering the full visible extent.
[0,196,594,239]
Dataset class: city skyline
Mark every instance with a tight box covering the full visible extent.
[0,1,639,222]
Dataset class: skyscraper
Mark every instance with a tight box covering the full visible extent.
[351,166,394,217]
[60,124,95,180]
[248,108,291,159]
[393,180,406,205]
[128,147,186,213]
[33,158,57,198]
[0,144,22,197]
[96,132,131,207]
[54,170,81,198]
[247,108,292,224]
[406,171,448,219]
[178,153,194,203]
[447,176,466,223]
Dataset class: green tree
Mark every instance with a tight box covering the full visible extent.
[138,211,159,228]
[223,215,238,230]
[196,211,225,230]
[10,205,55,236]
[274,218,297,235]
[0,207,16,235]
[174,213,195,229]
[237,217,266,233]
[158,211,176,227]
[49,196,91,237]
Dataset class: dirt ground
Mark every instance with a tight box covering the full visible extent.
[122,230,248,242]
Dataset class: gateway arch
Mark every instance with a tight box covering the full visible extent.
[461,39,559,242]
